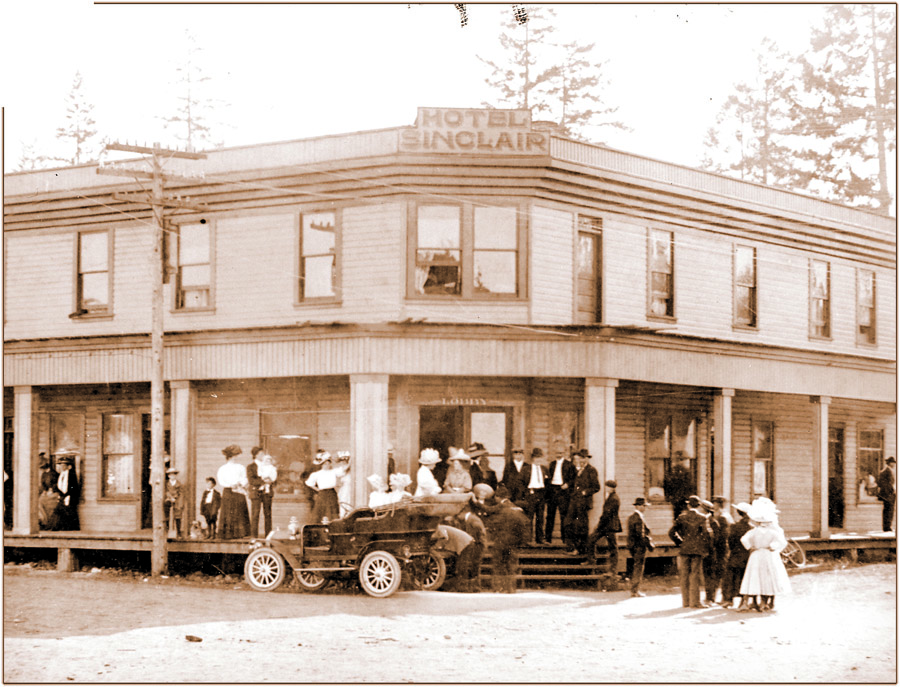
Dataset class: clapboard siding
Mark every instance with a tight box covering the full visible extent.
[602,215,648,326]
[828,398,896,533]
[530,205,574,325]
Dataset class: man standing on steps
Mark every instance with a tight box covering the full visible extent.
[583,479,622,576]
[545,445,577,547]
[565,449,600,555]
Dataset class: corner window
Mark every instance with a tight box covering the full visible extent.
[857,269,876,345]
[102,413,135,497]
[752,420,774,499]
[410,202,524,299]
[76,230,111,315]
[646,412,697,502]
[260,411,314,498]
[857,428,883,502]
[647,229,674,318]
[175,220,212,309]
[299,211,338,300]
[809,260,831,339]
[734,245,758,328]
[576,216,602,324]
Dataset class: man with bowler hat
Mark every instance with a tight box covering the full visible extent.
[565,449,600,555]
[668,495,712,608]
[722,502,753,608]
[877,457,896,532]
[545,445,577,546]
[583,479,622,574]
[524,448,548,545]
[626,497,653,597]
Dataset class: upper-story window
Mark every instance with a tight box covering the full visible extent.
[576,216,602,324]
[647,229,674,318]
[809,259,831,339]
[75,230,111,315]
[299,211,338,300]
[734,245,758,328]
[856,269,876,345]
[410,202,524,298]
[174,220,212,310]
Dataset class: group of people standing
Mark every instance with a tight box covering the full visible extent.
[668,494,791,612]
[37,450,81,531]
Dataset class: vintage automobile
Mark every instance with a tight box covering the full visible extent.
[243,493,469,598]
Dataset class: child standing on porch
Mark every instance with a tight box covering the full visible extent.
[200,477,221,539]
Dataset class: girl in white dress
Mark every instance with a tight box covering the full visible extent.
[739,497,791,612]
[415,449,442,497]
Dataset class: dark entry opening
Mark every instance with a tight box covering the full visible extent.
[828,426,845,529]
[141,414,170,530]
[4,417,13,529]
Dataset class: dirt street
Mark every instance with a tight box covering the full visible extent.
[3,561,896,683]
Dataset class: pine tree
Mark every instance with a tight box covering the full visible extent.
[478,6,557,113]
[54,71,101,166]
[15,140,53,171]
[159,31,229,151]
[796,4,896,212]
[542,40,628,142]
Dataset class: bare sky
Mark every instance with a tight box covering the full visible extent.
[2,2,827,172]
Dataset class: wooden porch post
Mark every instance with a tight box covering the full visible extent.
[713,389,734,501]
[12,386,38,534]
[350,374,389,511]
[170,381,196,533]
[811,396,831,538]
[585,377,617,529]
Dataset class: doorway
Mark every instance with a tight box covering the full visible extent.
[828,426,845,529]
[141,414,170,530]
[418,406,512,479]
[4,417,13,530]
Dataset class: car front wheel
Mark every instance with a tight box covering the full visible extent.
[358,550,402,598]
[244,548,286,592]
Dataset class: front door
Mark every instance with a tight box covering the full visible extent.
[418,405,512,480]
[141,414,170,530]
[418,407,464,462]
[828,426,845,529]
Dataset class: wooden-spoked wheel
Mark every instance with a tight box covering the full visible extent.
[358,550,402,598]
[244,548,286,591]
[781,538,807,568]
[295,567,328,592]
[420,551,447,591]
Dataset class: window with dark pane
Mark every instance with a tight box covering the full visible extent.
[734,245,757,327]
[77,231,109,312]
[752,421,774,499]
[576,216,602,324]
[416,205,461,295]
[102,413,134,496]
[858,428,883,501]
[260,410,313,497]
[648,229,674,317]
[857,269,876,345]
[810,260,831,338]
[300,212,336,299]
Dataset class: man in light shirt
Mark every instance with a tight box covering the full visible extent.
[524,448,548,545]
[545,445,577,546]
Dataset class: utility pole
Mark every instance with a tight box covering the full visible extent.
[98,142,206,577]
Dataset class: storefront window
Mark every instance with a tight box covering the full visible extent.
[260,411,313,497]
[858,428,883,502]
[646,411,697,502]
[102,413,135,496]
[752,421,774,499]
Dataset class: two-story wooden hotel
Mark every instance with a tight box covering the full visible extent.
[4,107,896,543]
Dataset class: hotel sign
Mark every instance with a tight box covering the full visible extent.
[400,107,550,155]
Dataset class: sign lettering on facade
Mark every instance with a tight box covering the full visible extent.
[400,107,549,155]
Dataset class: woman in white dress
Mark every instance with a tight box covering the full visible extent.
[216,444,251,539]
[367,474,391,508]
[388,473,413,504]
[335,452,352,517]
[415,449,442,497]
[738,497,791,612]
[305,450,340,523]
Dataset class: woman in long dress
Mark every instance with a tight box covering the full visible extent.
[443,450,473,493]
[415,449,442,497]
[738,497,790,612]
[216,444,251,539]
[306,451,340,523]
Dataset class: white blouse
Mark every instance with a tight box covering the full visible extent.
[414,465,441,497]
[217,460,248,489]
[306,467,339,491]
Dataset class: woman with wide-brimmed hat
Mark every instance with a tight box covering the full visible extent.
[305,450,340,523]
[216,444,251,539]
[414,449,442,497]
[53,448,81,531]
[737,497,791,612]
[443,449,473,494]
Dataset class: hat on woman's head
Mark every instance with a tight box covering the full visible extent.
[733,502,752,515]
[450,449,471,463]
[367,474,386,490]
[748,497,778,523]
[389,473,412,490]
[313,450,332,465]
[336,451,351,462]
[419,448,441,465]
[222,444,242,458]
[466,443,488,458]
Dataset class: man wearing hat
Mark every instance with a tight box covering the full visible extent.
[523,448,549,545]
[54,449,81,531]
[668,495,713,608]
[583,479,622,575]
[704,496,732,604]
[545,445,577,546]
[626,497,653,597]
[564,449,600,555]
[877,457,896,532]
[501,447,531,507]
[466,443,487,486]
[164,467,186,539]
[722,502,754,608]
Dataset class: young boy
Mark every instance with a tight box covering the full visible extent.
[200,476,221,539]
[164,468,185,539]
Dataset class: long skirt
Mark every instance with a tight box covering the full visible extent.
[218,488,250,539]
[312,488,340,523]
[739,549,791,595]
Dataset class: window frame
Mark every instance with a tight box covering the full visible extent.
[733,244,758,330]
[259,409,317,501]
[750,419,775,500]
[72,229,113,318]
[296,209,342,304]
[645,411,699,504]
[809,259,831,340]
[575,215,603,324]
[857,426,884,504]
[856,268,877,346]
[171,218,215,312]
[100,411,140,501]
[406,200,527,301]
[646,228,675,320]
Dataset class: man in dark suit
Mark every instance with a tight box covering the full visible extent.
[472,483,529,593]
[877,457,896,532]
[54,450,81,531]
[722,501,753,609]
[247,448,276,538]
[584,479,622,573]
[668,495,712,608]
[626,497,653,597]
[704,495,731,604]
[663,455,695,521]
[523,448,548,545]
[545,447,577,546]
[564,449,600,555]
[501,447,531,506]
[200,476,222,539]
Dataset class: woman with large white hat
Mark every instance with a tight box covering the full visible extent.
[737,497,791,612]
[443,449,474,494]
[414,448,442,497]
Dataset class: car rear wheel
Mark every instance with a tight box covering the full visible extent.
[244,548,286,592]
[295,567,328,592]
[358,550,402,598]
[421,551,447,591]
